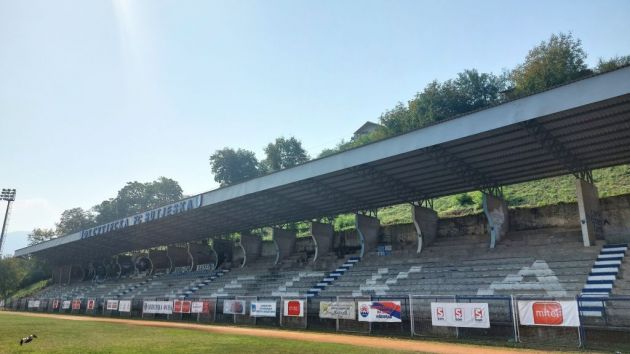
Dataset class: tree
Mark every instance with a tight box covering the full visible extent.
[209,148,261,187]
[595,55,630,73]
[27,228,56,246]
[0,257,25,299]
[55,207,95,235]
[261,137,310,172]
[510,32,590,97]
[381,70,505,134]
[93,177,184,224]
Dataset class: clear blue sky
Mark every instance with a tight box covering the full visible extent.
[1,0,629,252]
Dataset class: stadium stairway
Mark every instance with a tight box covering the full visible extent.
[306,255,360,298]
[579,243,628,317]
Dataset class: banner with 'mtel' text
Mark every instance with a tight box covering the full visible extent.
[431,302,490,328]
[517,300,580,327]
[358,301,401,322]
[143,301,173,315]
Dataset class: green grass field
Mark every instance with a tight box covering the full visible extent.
[0,313,411,354]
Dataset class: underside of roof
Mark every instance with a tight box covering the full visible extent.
[15,67,630,265]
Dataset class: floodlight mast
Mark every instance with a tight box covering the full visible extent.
[0,188,17,256]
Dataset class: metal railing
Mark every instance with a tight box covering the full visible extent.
[4,293,630,349]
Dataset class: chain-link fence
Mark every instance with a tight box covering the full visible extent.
[4,293,630,349]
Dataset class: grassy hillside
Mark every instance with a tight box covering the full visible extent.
[333,164,630,229]
[8,280,50,301]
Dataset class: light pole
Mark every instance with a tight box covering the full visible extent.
[0,188,16,256]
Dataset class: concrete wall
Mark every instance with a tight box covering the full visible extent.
[273,228,296,262]
[189,241,217,271]
[412,206,438,253]
[240,233,262,263]
[148,250,171,273]
[310,222,333,261]
[356,214,380,258]
[167,246,191,270]
[261,240,277,257]
[576,179,602,246]
[483,194,509,248]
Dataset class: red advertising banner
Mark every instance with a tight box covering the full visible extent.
[174,300,192,314]
[87,299,95,311]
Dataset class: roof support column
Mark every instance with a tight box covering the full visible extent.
[576,178,602,246]
[483,193,509,249]
[310,221,333,263]
[412,205,438,254]
[273,228,296,265]
[356,213,380,258]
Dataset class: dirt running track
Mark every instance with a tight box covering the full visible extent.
[5,312,563,354]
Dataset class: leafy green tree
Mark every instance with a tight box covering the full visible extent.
[27,228,57,246]
[510,32,590,97]
[262,137,310,172]
[55,207,95,235]
[381,70,505,134]
[209,148,261,187]
[0,257,25,298]
[93,177,184,224]
[595,55,630,73]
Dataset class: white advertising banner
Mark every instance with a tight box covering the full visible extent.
[223,300,247,315]
[358,301,402,323]
[431,302,490,328]
[28,300,41,308]
[62,300,71,310]
[517,300,580,327]
[191,301,204,314]
[250,301,277,317]
[283,300,305,317]
[319,301,356,320]
[143,301,173,315]
[118,300,132,312]
[106,300,119,311]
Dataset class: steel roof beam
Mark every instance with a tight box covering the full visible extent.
[520,119,593,182]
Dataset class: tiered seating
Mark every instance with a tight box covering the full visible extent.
[319,228,601,298]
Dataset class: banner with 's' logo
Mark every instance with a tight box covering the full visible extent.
[517,300,580,327]
[431,302,490,328]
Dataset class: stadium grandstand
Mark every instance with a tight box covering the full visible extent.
[7,66,630,346]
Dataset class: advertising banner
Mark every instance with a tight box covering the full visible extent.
[223,300,247,315]
[319,301,356,320]
[174,300,192,314]
[250,301,277,317]
[143,301,173,315]
[517,300,580,327]
[118,300,132,312]
[28,300,40,308]
[431,302,490,328]
[283,300,305,317]
[358,301,402,323]
[62,300,71,310]
[72,299,81,310]
[86,299,95,311]
[52,299,60,310]
[192,300,214,314]
[106,300,119,311]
